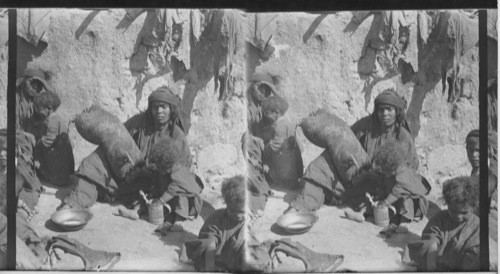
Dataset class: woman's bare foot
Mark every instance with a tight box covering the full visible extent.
[169,223,185,232]
[117,204,140,220]
[379,223,398,235]
[395,222,410,233]
[343,208,365,222]
[154,221,184,234]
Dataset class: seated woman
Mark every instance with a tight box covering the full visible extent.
[31,90,75,186]
[124,86,191,166]
[182,175,247,272]
[242,73,278,212]
[406,176,479,271]
[286,89,418,214]
[117,135,203,232]
[351,89,418,170]
[255,96,303,189]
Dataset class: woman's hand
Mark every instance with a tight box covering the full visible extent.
[376,200,390,208]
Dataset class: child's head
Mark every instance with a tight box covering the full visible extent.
[148,136,182,175]
[372,140,405,176]
[261,95,288,123]
[221,175,247,222]
[33,90,61,119]
[442,176,478,223]
[465,129,480,169]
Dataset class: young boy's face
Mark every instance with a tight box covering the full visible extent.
[448,203,474,223]
[467,140,480,169]
[263,109,280,124]
[227,202,246,222]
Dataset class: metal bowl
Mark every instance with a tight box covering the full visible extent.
[276,212,318,235]
[51,208,93,231]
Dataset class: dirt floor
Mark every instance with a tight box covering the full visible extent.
[250,190,435,273]
[30,180,226,271]
[30,178,441,272]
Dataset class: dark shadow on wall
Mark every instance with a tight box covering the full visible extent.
[343,11,394,111]
[302,14,330,44]
[406,24,448,138]
[116,9,146,31]
[16,37,47,76]
[343,10,454,138]
[179,24,218,134]
[245,42,262,80]
[120,10,170,106]
[75,10,101,40]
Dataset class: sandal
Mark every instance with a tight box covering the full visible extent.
[154,221,173,235]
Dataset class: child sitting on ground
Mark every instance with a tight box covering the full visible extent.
[32,90,74,186]
[258,95,303,189]
[344,140,430,234]
[117,135,203,232]
[406,176,479,271]
[182,175,248,272]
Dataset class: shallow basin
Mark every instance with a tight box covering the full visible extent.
[51,208,93,231]
[276,212,318,235]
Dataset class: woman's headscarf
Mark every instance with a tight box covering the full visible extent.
[21,69,51,91]
[148,87,181,106]
[248,72,277,104]
[374,90,406,109]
